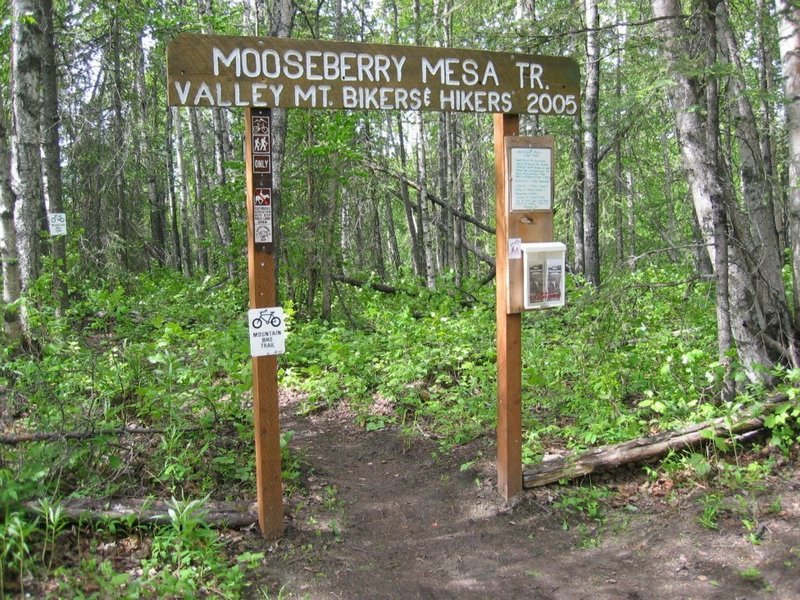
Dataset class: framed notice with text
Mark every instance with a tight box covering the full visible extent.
[505,136,554,212]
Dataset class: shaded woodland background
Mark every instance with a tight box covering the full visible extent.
[2,1,800,597]
[1,0,798,389]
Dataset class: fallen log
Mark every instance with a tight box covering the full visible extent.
[523,394,790,488]
[22,497,258,528]
[0,425,209,445]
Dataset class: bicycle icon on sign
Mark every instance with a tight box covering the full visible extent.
[251,309,282,329]
[252,117,270,135]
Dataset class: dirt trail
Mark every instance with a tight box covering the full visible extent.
[246,393,800,599]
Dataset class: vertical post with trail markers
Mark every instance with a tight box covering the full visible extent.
[245,107,283,539]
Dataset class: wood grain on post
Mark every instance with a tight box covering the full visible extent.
[245,107,283,540]
[494,113,522,500]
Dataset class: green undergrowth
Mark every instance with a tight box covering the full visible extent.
[0,267,288,597]
[285,263,798,459]
[2,260,799,596]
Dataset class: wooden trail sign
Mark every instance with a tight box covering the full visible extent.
[167,33,579,539]
[167,34,579,115]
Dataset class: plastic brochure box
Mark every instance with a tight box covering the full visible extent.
[522,242,566,309]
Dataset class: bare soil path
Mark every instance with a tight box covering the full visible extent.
[242,393,800,599]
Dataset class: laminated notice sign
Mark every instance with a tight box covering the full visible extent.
[248,307,286,356]
[254,188,273,243]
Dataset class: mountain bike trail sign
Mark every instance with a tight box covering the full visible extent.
[248,307,286,356]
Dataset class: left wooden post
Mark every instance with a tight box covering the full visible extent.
[245,107,283,540]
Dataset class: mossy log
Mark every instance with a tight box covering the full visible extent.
[523,395,789,489]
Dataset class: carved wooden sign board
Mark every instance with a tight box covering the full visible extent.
[166,33,580,542]
[167,34,579,115]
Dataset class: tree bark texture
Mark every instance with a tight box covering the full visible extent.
[11,0,43,292]
[0,86,22,341]
[40,0,67,310]
[172,108,193,277]
[777,0,800,324]
[582,0,601,286]
[653,0,786,381]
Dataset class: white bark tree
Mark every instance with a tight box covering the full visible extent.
[11,0,44,293]
[777,0,800,323]
[0,87,22,341]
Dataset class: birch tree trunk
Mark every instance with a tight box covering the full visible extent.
[267,0,294,281]
[777,0,800,323]
[703,0,733,394]
[653,0,787,382]
[11,0,43,292]
[756,0,781,247]
[0,87,22,341]
[583,0,601,285]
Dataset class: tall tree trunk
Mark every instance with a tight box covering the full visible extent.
[188,108,209,273]
[572,115,585,275]
[111,15,129,269]
[394,113,424,276]
[11,0,43,293]
[777,0,800,324]
[0,87,22,341]
[718,1,792,366]
[451,115,466,284]
[172,108,193,277]
[704,0,733,391]
[438,112,450,273]
[267,0,293,284]
[756,0,781,248]
[136,34,167,267]
[165,106,183,271]
[384,191,401,274]
[653,0,781,382]
[583,0,601,285]
[417,112,436,289]
[40,0,67,310]
[212,107,234,278]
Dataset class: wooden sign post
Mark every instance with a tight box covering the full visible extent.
[245,107,283,539]
[167,34,579,534]
[494,119,556,500]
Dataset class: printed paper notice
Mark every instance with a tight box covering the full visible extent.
[510,147,551,211]
[546,257,563,301]
[509,238,522,259]
[48,213,67,236]
[527,256,546,304]
[248,307,286,356]
[253,188,273,243]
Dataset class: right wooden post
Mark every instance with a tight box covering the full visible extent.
[494,113,522,501]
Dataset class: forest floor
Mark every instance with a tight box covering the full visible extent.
[229,390,800,599]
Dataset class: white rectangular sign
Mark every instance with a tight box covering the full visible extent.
[48,213,67,236]
[248,307,286,356]
[510,147,551,211]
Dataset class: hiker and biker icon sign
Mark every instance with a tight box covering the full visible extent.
[248,307,286,356]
